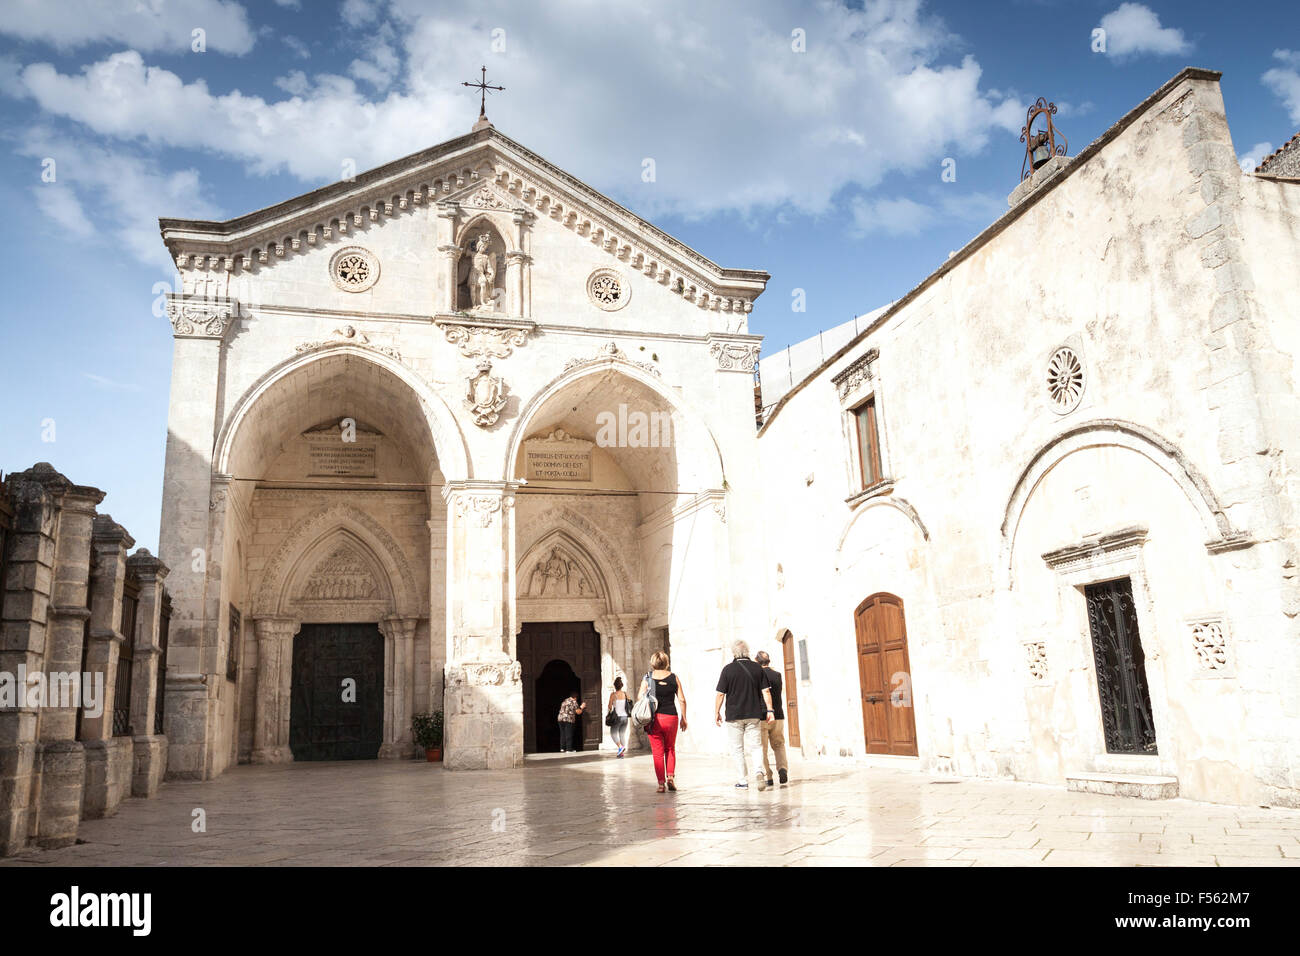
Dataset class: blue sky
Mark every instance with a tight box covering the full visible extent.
[1,0,1297,551]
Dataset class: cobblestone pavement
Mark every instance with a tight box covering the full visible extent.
[5,754,1300,867]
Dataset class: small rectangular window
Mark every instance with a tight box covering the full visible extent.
[854,397,882,488]
[798,639,810,681]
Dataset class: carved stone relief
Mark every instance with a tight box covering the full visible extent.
[300,545,379,600]
[464,359,508,427]
[522,545,597,598]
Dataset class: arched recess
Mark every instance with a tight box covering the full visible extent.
[514,506,636,616]
[836,495,930,555]
[255,503,420,620]
[455,213,511,312]
[214,344,469,484]
[502,358,727,493]
[1000,420,1244,586]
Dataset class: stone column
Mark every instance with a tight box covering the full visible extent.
[442,481,523,770]
[126,548,169,797]
[250,617,297,764]
[158,294,234,781]
[435,201,461,313]
[506,208,530,318]
[0,466,102,854]
[26,467,103,848]
[379,616,418,758]
[81,515,135,819]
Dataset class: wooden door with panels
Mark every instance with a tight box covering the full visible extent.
[853,593,918,756]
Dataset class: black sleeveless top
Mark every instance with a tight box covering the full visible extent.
[651,673,678,716]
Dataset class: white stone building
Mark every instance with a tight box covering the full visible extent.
[758,68,1300,807]
[155,113,768,773]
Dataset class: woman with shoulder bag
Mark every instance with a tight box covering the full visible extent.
[606,676,631,757]
[641,650,687,793]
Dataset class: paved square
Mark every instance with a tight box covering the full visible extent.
[5,755,1300,867]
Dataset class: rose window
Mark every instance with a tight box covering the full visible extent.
[1046,346,1085,413]
[587,269,629,311]
[329,246,380,292]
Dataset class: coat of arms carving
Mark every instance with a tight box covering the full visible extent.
[464,359,508,427]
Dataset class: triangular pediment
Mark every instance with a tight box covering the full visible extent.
[158,127,768,310]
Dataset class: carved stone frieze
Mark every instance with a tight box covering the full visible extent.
[296,324,401,361]
[300,545,379,600]
[453,493,503,528]
[563,340,660,378]
[437,318,533,359]
[166,295,236,338]
[708,341,760,372]
[521,545,598,598]
[832,347,880,401]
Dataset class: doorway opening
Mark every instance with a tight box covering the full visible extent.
[289,622,384,761]
[853,593,918,757]
[518,621,601,753]
[1083,577,1158,754]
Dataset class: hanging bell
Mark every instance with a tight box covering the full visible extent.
[1031,140,1052,169]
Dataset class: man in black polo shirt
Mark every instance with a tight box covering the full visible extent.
[714,640,775,790]
[755,650,789,787]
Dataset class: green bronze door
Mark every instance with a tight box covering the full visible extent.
[290,622,384,761]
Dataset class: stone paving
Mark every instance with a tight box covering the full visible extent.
[4,753,1300,867]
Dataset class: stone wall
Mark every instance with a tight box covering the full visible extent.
[0,464,171,856]
[757,69,1300,807]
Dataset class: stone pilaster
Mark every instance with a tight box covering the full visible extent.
[442,481,523,770]
[250,617,297,764]
[126,548,170,797]
[435,201,461,313]
[81,515,135,820]
[158,296,232,781]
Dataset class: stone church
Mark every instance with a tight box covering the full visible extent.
[154,108,768,775]
[759,68,1300,808]
[7,66,1294,857]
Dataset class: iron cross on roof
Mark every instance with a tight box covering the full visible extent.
[462,65,504,121]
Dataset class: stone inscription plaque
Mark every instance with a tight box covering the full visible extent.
[524,430,593,482]
[308,444,377,478]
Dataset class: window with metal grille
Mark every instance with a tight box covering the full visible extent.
[113,575,139,737]
[853,397,883,489]
[155,590,171,736]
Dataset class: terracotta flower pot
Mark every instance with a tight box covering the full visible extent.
[426,747,443,762]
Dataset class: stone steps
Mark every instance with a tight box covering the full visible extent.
[1066,771,1179,799]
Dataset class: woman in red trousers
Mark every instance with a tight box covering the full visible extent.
[642,650,687,793]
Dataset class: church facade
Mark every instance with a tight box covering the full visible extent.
[155,118,768,774]
[758,68,1300,807]
[148,66,1300,810]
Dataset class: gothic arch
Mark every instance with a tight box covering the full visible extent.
[255,503,419,619]
[999,419,1245,586]
[502,359,726,490]
[517,530,610,603]
[214,344,470,483]
[514,505,636,615]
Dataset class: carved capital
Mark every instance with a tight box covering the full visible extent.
[707,338,761,372]
[166,294,237,339]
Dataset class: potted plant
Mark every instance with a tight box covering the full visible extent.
[412,711,443,762]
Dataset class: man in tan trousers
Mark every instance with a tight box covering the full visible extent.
[755,651,789,786]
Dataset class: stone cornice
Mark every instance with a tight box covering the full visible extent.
[1042,525,1148,573]
[158,129,768,312]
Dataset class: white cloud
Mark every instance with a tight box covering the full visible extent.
[83,373,142,392]
[273,0,302,9]
[0,0,256,54]
[1098,3,1191,60]
[282,35,311,60]
[18,130,222,268]
[31,184,94,238]
[341,0,380,28]
[3,1,1027,228]
[849,188,1004,238]
[1238,141,1275,172]
[1263,50,1300,124]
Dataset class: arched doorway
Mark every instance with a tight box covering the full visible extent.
[533,658,581,753]
[854,593,917,756]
